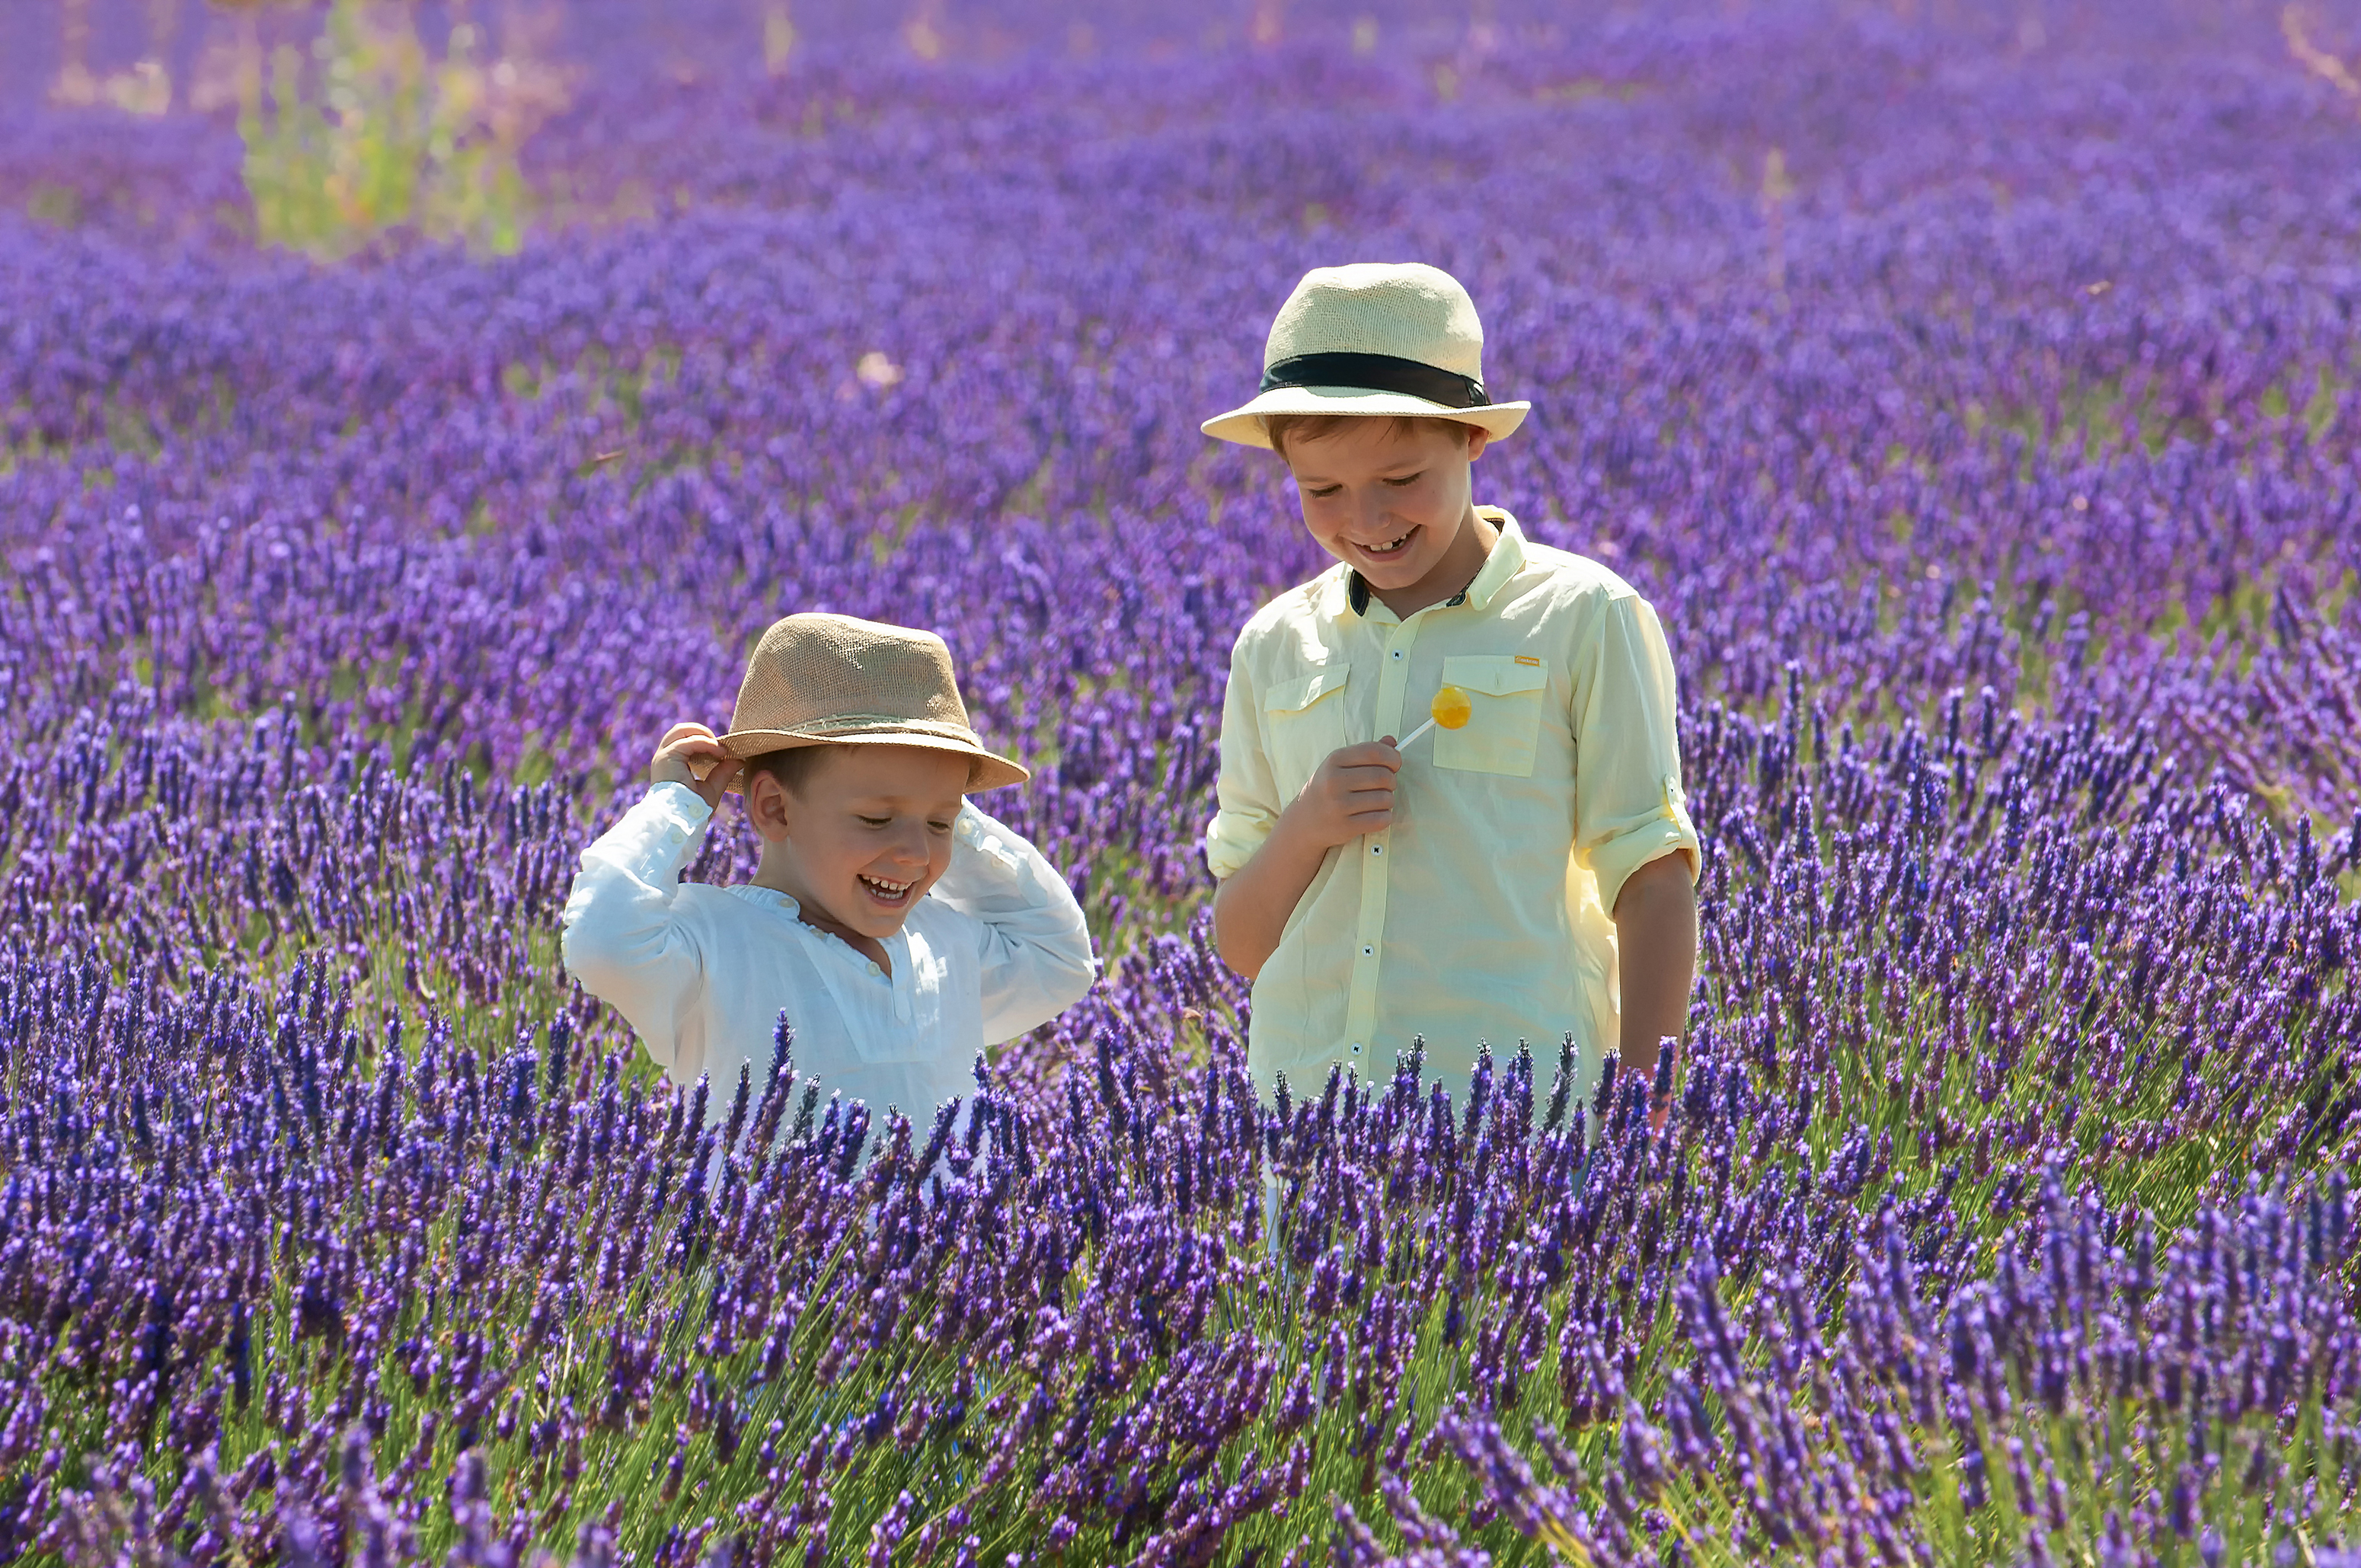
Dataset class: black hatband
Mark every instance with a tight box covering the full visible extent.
[1260,352,1487,409]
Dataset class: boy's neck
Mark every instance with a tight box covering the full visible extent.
[1365,504,1497,620]
[752,848,893,972]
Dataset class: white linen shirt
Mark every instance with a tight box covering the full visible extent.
[561,783,1095,1122]
[1205,510,1700,1099]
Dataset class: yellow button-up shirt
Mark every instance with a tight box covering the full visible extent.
[1205,510,1700,1098]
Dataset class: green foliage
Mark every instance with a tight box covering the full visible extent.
[235,1,567,260]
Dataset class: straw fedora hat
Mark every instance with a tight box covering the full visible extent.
[715,613,1028,791]
[1201,262,1530,450]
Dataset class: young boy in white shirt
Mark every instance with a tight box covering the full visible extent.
[1201,263,1701,1119]
[562,612,1096,1126]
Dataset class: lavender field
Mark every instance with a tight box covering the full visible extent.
[5,0,2361,1562]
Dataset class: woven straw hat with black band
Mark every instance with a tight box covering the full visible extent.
[716,613,1027,791]
[1201,261,1529,450]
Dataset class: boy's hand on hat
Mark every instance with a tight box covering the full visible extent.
[1286,740,1401,848]
[650,722,742,811]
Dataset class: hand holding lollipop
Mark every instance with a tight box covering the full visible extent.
[1397,684,1472,749]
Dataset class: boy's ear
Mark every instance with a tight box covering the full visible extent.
[1465,427,1490,461]
[743,769,796,844]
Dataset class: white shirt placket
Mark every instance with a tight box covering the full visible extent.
[1343,607,1429,1063]
[890,933,915,1026]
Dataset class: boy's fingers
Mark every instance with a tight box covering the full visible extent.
[652,730,735,791]
[660,741,734,781]
[1331,742,1402,771]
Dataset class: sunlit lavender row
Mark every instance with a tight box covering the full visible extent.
[3,0,2359,1563]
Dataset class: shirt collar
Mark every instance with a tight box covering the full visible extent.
[730,884,909,974]
[1341,508,1527,621]
[730,882,804,916]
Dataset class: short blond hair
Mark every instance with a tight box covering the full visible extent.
[1263,412,1481,459]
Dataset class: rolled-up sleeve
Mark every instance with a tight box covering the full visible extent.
[1205,634,1281,882]
[928,803,1098,1044]
[1571,594,1701,917]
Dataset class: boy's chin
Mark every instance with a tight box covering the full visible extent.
[1336,529,1447,583]
[795,893,912,941]
[1356,557,1428,586]
[1356,548,1445,589]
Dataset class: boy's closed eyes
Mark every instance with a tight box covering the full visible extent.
[1297,469,1423,496]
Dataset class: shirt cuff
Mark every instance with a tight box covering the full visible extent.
[1204,806,1275,883]
[618,781,714,883]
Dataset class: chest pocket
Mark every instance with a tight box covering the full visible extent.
[1435,655,1550,778]
[1264,659,1353,792]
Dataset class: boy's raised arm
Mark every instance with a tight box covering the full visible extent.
[928,802,1097,1043]
[559,780,714,1073]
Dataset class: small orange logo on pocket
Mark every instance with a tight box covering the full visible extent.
[1514,654,1542,667]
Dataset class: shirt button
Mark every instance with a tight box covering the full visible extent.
[1391,650,1402,659]
[1363,946,1374,956]
[1350,1042,1363,1054]
[1370,845,1382,855]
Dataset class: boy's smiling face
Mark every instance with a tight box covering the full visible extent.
[746,743,972,966]
[1280,417,1493,616]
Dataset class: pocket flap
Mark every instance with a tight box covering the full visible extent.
[1442,654,1549,698]
[1265,663,1350,713]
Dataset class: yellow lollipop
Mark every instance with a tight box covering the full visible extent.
[1398,684,1472,747]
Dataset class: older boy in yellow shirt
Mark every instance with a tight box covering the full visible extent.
[1202,262,1700,1114]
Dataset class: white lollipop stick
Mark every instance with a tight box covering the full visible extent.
[1397,716,1439,749]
